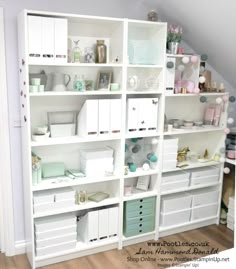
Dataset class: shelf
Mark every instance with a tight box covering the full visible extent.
[161,182,220,196]
[166,92,228,97]
[226,158,236,166]
[32,175,120,192]
[125,132,160,139]
[122,231,155,241]
[29,63,123,67]
[166,53,199,58]
[31,135,121,147]
[162,160,221,173]
[127,64,164,68]
[33,197,120,218]
[30,91,122,97]
[124,168,158,179]
[159,216,218,232]
[126,91,162,95]
[35,236,118,261]
[123,190,157,201]
[164,127,224,136]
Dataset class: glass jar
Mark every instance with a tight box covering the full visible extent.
[96,40,107,63]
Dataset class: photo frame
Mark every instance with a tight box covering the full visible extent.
[96,71,112,91]
[136,175,150,191]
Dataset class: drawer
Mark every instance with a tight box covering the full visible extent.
[125,207,155,219]
[190,174,219,186]
[124,218,154,231]
[125,215,154,225]
[125,196,155,207]
[191,203,218,221]
[123,223,154,237]
[191,166,220,178]
[161,193,192,213]
[162,171,190,183]
[35,233,77,248]
[161,179,189,192]
[125,201,154,212]
[35,225,77,240]
[191,190,219,207]
[161,208,191,227]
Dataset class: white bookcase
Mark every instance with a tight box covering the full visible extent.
[18,9,228,269]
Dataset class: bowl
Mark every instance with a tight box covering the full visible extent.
[33,125,48,135]
[32,132,50,142]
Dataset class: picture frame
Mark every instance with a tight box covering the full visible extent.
[136,175,150,191]
[96,71,112,91]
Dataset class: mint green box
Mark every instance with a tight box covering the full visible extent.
[42,162,65,178]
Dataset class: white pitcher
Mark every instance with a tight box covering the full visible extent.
[52,72,71,91]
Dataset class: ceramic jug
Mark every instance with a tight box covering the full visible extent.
[52,72,71,91]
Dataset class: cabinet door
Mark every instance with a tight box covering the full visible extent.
[54,18,68,64]
[127,98,139,132]
[42,17,54,64]
[28,16,42,64]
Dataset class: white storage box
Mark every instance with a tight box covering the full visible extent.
[161,179,189,192]
[162,171,190,183]
[191,203,218,221]
[36,233,77,248]
[161,208,191,227]
[163,145,178,153]
[50,124,76,138]
[191,190,219,207]
[33,190,54,204]
[191,174,219,186]
[80,147,113,159]
[163,137,179,147]
[163,152,178,161]
[161,193,192,213]
[35,225,76,240]
[34,214,76,233]
[36,240,76,257]
[54,188,75,201]
[162,160,177,171]
[34,199,75,214]
[191,166,220,178]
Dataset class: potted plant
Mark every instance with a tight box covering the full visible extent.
[167,24,183,54]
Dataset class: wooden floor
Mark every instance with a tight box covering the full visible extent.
[0,224,234,269]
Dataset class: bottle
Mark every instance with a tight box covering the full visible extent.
[96,40,107,63]
[73,40,82,63]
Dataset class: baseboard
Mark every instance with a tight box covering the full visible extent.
[15,240,26,255]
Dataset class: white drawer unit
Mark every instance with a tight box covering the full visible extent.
[161,179,189,192]
[36,241,77,257]
[161,193,192,213]
[36,233,77,248]
[191,203,218,221]
[162,171,190,183]
[161,208,191,227]
[35,225,77,240]
[191,166,220,178]
[191,189,219,207]
[34,199,75,214]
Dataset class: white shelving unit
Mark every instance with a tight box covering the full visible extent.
[18,9,228,269]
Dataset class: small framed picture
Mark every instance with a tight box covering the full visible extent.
[136,175,150,191]
[96,71,112,91]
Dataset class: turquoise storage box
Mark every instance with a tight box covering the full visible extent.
[42,162,65,178]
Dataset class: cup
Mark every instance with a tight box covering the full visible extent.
[110,83,120,91]
[38,85,45,92]
[31,78,41,86]
[29,85,38,93]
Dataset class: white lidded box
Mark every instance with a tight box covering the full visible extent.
[80,147,113,159]
[36,240,77,257]
[33,190,54,205]
[161,193,192,213]
[163,152,178,161]
[35,225,76,240]
[161,179,189,192]
[54,187,75,202]
[35,233,77,248]
[163,137,179,147]
[191,203,218,221]
[162,171,190,183]
[191,189,219,207]
[34,214,76,233]
[34,199,75,214]
[162,160,177,171]
[161,208,191,227]
[191,166,220,178]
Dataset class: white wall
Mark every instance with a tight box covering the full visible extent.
[1,0,155,242]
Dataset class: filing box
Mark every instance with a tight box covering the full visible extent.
[123,197,156,237]
[191,189,219,207]
[161,208,191,227]
[108,207,119,237]
[98,99,110,136]
[110,99,122,135]
[191,203,218,220]
[161,193,192,213]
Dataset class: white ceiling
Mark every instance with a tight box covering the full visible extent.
[147,0,236,89]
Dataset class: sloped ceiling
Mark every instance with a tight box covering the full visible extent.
[149,0,236,90]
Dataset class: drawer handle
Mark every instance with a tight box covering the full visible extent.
[139,230,142,233]
[140,199,143,202]
[139,224,142,227]
[139,205,143,209]
[139,211,143,215]
[140,218,143,221]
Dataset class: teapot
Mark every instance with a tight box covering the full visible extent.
[52,72,71,91]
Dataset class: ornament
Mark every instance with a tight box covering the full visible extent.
[224,128,230,134]
[142,163,150,171]
[200,66,205,73]
[229,96,236,103]
[227,118,234,124]
[129,164,137,172]
[182,56,189,64]
[131,138,138,143]
[166,61,174,69]
[151,138,158,145]
[215,97,222,104]
[222,95,229,102]
[199,76,206,83]
[224,167,230,174]
[177,64,185,72]
[200,96,207,103]
[201,54,208,61]
[191,55,198,63]
[225,138,231,145]
[193,88,200,94]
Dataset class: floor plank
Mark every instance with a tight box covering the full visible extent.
[0,225,234,269]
